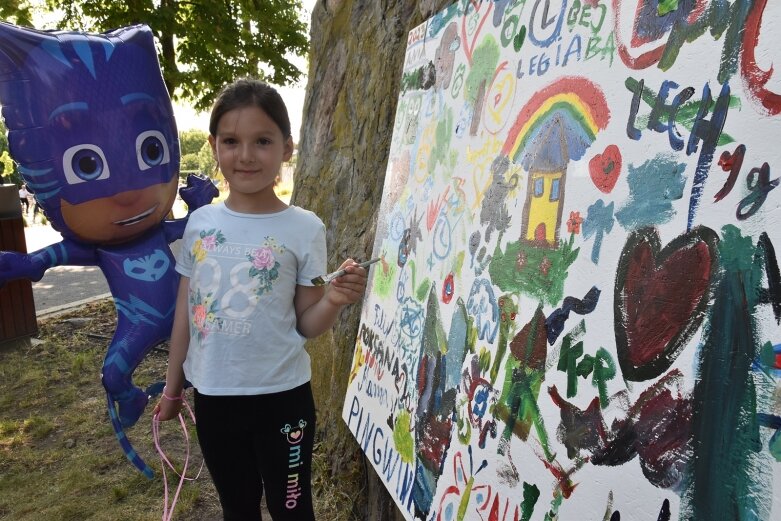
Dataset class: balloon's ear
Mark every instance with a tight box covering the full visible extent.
[0,22,161,132]
[0,21,52,131]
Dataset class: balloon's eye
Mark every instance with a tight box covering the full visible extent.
[136,130,171,171]
[63,144,110,184]
[142,137,163,166]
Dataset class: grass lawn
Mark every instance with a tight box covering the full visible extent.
[1,298,353,520]
[0,299,223,520]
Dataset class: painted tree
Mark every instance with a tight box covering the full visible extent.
[296,1,451,518]
[43,0,309,110]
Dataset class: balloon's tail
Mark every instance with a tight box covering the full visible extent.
[106,393,154,479]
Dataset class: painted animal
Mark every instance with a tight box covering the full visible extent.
[0,22,217,477]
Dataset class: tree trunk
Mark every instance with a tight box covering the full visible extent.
[293,0,452,519]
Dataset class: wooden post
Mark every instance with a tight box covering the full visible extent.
[0,184,37,344]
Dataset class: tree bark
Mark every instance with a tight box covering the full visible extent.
[293,0,452,519]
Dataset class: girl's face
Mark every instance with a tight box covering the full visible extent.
[209,105,293,206]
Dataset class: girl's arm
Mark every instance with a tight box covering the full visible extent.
[294,259,368,338]
[154,275,191,420]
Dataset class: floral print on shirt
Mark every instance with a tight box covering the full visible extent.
[192,228,226,262]
[190,287,222,342]
[248,236,286,296]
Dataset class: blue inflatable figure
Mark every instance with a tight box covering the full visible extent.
[0,22,217,477]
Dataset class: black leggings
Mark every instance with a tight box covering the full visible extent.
[194,383,316,521]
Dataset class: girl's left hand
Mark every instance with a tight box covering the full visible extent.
[326,258,368,306]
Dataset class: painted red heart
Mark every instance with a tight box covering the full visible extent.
[291,430,301,440]
[461,0,493,64]
[589,144,622,193]
[614,227,718,381]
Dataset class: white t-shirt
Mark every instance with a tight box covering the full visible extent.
[176,202,327,395]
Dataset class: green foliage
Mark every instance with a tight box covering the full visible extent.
[180,153,200,173]
[197,141,217,179]
[43,0,309,111]
[179,129,209,156]
[0,118,8,154]
[0,1,34,26]
[0,151,20,186]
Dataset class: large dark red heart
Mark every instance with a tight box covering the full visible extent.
[614,227,719,381]
[589,144,622,193]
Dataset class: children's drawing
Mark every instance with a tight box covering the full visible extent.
[343,1,781,519]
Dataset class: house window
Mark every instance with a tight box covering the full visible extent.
[534,177,545,197]
[550,178,560,202]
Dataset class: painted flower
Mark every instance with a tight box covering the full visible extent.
[567,211,584,234]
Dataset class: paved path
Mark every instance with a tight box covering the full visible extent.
[23,223,111,316]
[21,197,190,317]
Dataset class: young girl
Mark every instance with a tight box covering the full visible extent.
[154,78,368,520]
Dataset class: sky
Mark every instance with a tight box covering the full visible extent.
[174,0,318,141]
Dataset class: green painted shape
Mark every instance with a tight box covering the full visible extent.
[521,481,540,521]
[456,476,475,520]
[416,277,432,302]
[489,235,580,306]
[465,35,500,103]
[372,259,396,298]
[489,294,518,384]
[430,107,455,176]
[658,0,679,16]
[393,410,415,464]
[625,76,741,146]
[681,225,770,520]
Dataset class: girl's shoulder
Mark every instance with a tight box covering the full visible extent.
[183,201,223,232]
[285,205,325,228]
[189,201,222,219]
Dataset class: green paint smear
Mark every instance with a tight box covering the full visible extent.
[544,490,564,521]
[416,277,431,303]
[489,293,519,384]
[758,341,777,377]
[373,259,396,298]
[465,35,500,103]
[770,430,781,463]
[456,477,474,520]
[489,235,579,306]
[393,410,414,464]
[430,107,455,176]
[657,0,679,16]
[521,481,540,521]
[478,346,492,374]
[422,285,448,356]
[681,225,771,520]
[625,76,741,146]
[494,309,553,460]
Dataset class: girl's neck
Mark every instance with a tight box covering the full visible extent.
[224,190,288,214]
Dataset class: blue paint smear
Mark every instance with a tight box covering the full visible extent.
[615,155,686,229]
[583,199,615,264]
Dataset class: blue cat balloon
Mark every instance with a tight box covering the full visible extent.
[0,22,217,477]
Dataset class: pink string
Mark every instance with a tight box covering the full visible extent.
[152,393,203,521]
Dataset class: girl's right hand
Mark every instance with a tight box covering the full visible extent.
[153,388,184,421]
